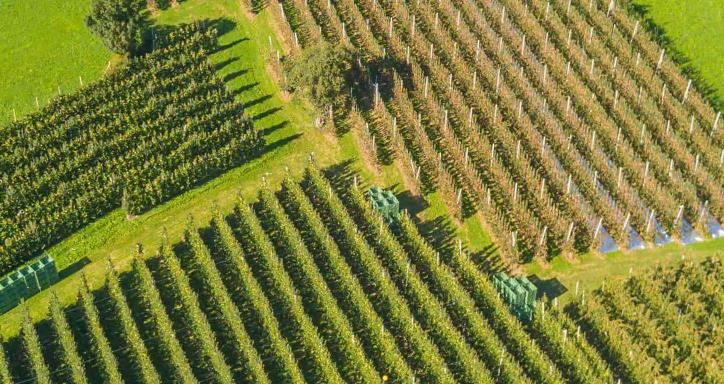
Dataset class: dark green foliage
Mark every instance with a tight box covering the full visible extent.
[86,0,148,56]
[0,335,9,384]
[285,42,355,111]
[0,24,260,275]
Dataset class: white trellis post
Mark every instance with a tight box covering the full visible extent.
[621,212,631,233]
[521,35,526,55]
[566,222,575,243]
[694,154,700,173]
[697,201,708,224]
[539,226,548,247]
[545,2,550,20]
[615,127,622,150]
[593,218,603,240]
[712,111,720,136]
[645,210,655,233]
[675,204,685,224]
[656,49,665,72]
[567,29,572,47]
[617,167,623,190]
[640,124,646,144]
[566,174,572,194]
[682,79,692,103]
[496,67,501,94]
[539,179,546,199]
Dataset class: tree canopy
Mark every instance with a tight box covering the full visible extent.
[285,42,356,111]
[86,0,148,57]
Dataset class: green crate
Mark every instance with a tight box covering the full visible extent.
[0,278,19,314]
[0,254,60,315]
[35,255,59,289]
[11,270,30,298]
[368,186,400,224]
[22,265,41,296]
[2,275,19,305]
[491,271,538,322]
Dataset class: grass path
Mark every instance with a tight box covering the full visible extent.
[525,237,724,304]
[0,0,112,124]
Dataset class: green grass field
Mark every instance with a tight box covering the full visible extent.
[632,0,724,106]
[0,0,112,124]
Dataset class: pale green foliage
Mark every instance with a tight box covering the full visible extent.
[285,42,355,110]
[21,304,52,384]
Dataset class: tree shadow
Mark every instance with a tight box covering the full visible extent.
[205,17,237,37]
[470,243,505,272]
[395,189,428,217]
[215,57,240,71]
[259,133,303,156]
[222,69,250,83]
[213,37,249,53]
[322,160,358,192]
[58,257,91,279]
[415,216,457,258]
[527,274,568,300]
[253,107,283,121]
[243,94,273,109]
[232,81,260,97]
[260,120,289,137]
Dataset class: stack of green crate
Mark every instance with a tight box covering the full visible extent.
[492,271,537,322]
[0,255,59,315]
[367,186,400,225]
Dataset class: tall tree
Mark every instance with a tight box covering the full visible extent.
[86,0,148,57]
[285,42,355,115]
